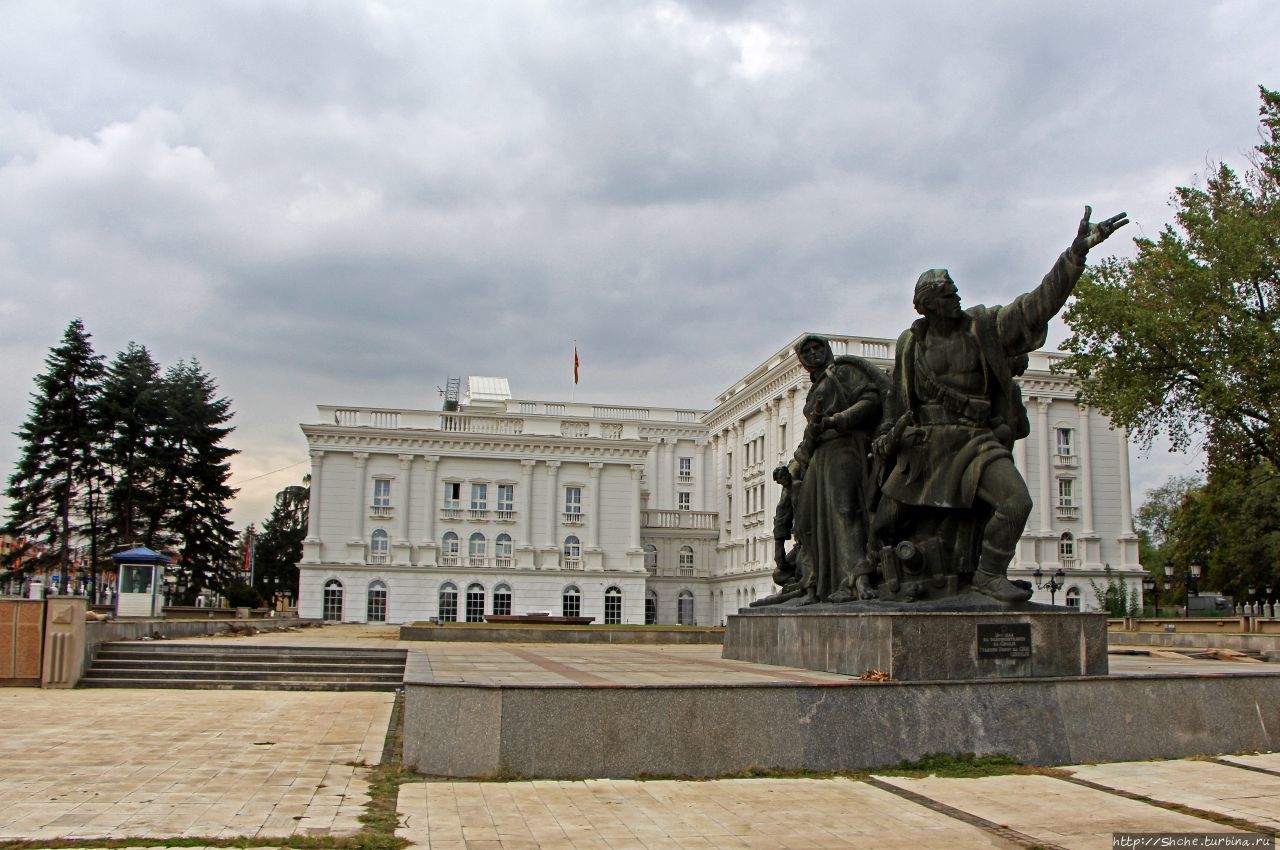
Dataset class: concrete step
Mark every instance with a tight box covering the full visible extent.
[92,658,405,674]
[83,642,407,691]
[78,676,402,692]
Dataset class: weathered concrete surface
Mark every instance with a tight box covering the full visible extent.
[403,673,1280,778]
[1111,629,1280,654]
[400,623,724,644]
[722,610,1107,680]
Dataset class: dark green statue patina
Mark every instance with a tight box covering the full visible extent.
[754,206,1128,608]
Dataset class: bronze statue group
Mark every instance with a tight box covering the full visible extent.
[757,207,1128,608]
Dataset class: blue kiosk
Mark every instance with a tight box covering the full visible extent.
[112,547,170,618]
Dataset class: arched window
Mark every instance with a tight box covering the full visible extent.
[563,535,581,569]
[1066,587,1081,609]
[643,544,658,573]
[367,580,387,623]
[604,586,622,625]
[495,533,513,567]
[441,531,460,566]
[679,546,695,576]
[465,583,485,622]
[369,529,389,564]
[438,582,458,622]
[645,590,658,625]
[1059,532,1075,562]
[322,579,344,621]
[677,589,695,626]
[469,532,487,567]
[493,583,512,616]
[562,585,581,618]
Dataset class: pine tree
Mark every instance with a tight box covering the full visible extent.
[254,483,309,605]
[157,360,239,603]
[3,320,105,590]
[98,343,165,554]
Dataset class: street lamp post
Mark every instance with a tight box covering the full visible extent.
[1185,563,1202,617]
[1033,567,1067,606]
[1143,576,1160,616]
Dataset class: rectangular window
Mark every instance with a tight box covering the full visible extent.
[1056,428,1074,456]
[470,483,488,511]
[679,457,692,475]
[493,588,511,616]
[372,479,391,507]
[1058,478,1075,507]
[644,596,657,625]
[604,592,622,625]
[678,492,691,511]
[497,484,514,512]
[565,486,582,514]
[443,482,461,509]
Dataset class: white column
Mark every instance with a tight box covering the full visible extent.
[1118,427,1135,537]
[665,442,677,511]
[421,456,439,546]
[587,463,603,549]
[1077,404,1095,536]
[544,460,561,551]
[629,464,644,549]
[763,405,774,478]
[519,460,536,548]
[305,450,324,541]
[695,439,709,511]
[396,454,412,544]
[732,423,744,545]
[1036,400,1052,534]
[713,433,728,546]
[349,452,369,543]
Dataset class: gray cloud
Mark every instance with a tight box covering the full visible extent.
[1,0,1276,525]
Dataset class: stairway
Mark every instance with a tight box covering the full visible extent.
[81,642,407,691]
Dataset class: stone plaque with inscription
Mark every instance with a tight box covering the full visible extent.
[976,622,1032,659]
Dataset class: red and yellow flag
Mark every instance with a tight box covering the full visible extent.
[573,346,580,384]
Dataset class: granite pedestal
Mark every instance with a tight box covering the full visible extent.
[722,597,1108,680]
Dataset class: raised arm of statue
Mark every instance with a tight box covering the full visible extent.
[996,206,1129,353]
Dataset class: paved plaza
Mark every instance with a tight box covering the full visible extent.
[0,688,393,841]
[2,625,1278,848]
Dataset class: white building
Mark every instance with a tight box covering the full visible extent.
[297,334,1143,624]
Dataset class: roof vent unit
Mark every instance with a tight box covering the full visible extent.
[464,376,512,410]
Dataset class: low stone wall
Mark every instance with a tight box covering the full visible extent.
[1109,630,1280,656]
[399,623,725,644]
[404,674,1280,778]
[0,598,44,686]
[83,616,320,673]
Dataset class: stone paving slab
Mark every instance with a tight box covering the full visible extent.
[396,777,1018,849]
[1221,752,1280,773]
[871,772,1251,850]
[1067,758,1280,830]
[0,689,393,840]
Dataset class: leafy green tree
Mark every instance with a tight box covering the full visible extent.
[1090,565,1140,617]
[97,343,166,553]
[3,320,105,589]
[254,483,309,605]
[157,360,239,603]
[1166,462,1280,602]
[1133,474,1202,582]
[1059,86,1280,472]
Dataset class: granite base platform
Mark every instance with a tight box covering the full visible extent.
[723,600,1107,680]
[402,673,1280,778]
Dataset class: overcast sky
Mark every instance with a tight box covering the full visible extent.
[1,1,1274,529]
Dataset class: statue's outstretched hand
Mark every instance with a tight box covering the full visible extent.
[1071,205,1129,260]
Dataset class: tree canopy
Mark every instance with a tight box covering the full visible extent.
[4,321,239,598]
[1060,86,1280,472]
